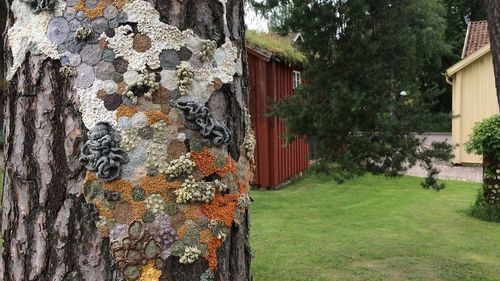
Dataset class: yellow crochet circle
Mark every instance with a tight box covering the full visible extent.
[139,262,161,281]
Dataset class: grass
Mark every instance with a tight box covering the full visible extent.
[246,30,305,65]
[250,174,500,281]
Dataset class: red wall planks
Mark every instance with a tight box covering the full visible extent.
[247,48,310,188]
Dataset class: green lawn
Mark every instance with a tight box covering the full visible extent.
[250,174,500,281]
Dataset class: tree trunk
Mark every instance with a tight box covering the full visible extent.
[1,0,252,280]
[486,0,500,107]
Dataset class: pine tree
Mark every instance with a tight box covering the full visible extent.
[256,0,453,187]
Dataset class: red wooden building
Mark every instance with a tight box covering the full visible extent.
[247,32,310,188]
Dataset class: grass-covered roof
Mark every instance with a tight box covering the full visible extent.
[246,30,305,66]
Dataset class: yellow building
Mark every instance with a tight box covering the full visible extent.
[446,21,500,164]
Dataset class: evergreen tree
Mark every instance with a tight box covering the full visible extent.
[435,0,486,113]
[254,0,487,115]
[443,0,486,63]
[255,0,452,187]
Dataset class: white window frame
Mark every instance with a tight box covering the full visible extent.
[292,71,301,89]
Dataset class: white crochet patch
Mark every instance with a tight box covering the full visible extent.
[104,0,241,103]
[103,0,194,71]
[77,79,117,129]
[6,0,65,80]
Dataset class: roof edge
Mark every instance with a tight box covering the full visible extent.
[446,44,491,78]
[247,45,272,62]
[247,43,305,67]
[461,22,471,59]
[245,30,305,66]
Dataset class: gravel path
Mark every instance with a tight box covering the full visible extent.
[405,161,482,183]
[404,133,483,183]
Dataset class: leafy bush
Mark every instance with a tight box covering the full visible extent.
[466,115,500,222]
[470,189,500,223]
[465,115,500,159]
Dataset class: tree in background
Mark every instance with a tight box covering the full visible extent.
[254,0,487,125]
[436,0,486,113]
[253,0,452,188]
[443,0,486,63]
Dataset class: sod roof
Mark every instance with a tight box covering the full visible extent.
[246,30,305,66]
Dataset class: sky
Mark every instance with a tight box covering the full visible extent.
[244,4,269,32]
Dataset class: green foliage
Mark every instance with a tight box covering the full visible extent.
[465,115,500,220]
[419,142,453,191]
[465,115,500,159]
[443,0,486,63]
[434,0,486,114]
[246,30,304,65]
[261,0,453,188]
[470,188,500,223]
[252,0,487,117]
[426,112,452,132]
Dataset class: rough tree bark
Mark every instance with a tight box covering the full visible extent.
[0,0,252,280]
[486,0,500,107]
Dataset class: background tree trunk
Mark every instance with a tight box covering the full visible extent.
[0,0,251,280]
[485,0,500,107]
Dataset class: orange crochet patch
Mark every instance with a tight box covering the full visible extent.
[216,157,237,177]
[236,179,248,194]
[177,224,189,239]
[104,179,146,220]
[104,179,133,194]
[184,204,203,220]
[200,229,212,244]
[116,105,138,119]
[145,111,170,125]
[191,147,217,177]
[95,200,113,219]
[201,193,239,227]
[112,0,127,9]
[207,238,223,271]
[139,176,181,200]
[75,0,127,19]
[84,171,99,182]
[75,0,107,19]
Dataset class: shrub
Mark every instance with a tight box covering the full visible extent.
[470,189,500,223]
[466,115,500,222]
[465,115,500,159]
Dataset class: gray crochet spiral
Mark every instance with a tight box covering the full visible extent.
[80,122,129,182]
[174,100,231,145]
[22,0,56,12]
